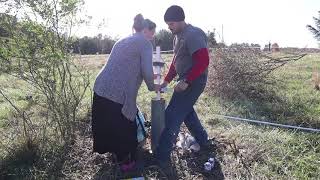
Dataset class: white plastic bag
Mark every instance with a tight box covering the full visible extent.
[176,132,200,152]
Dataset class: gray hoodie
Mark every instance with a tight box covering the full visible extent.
[93,32,154,120]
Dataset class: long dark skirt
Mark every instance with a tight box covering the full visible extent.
[92,93,138,162]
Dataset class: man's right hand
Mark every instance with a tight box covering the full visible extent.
[159,81,169,93]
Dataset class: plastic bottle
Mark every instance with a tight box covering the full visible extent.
[208,157,215,168]
[204,162,212,171]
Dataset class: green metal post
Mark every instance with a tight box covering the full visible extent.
[151,98,166,152]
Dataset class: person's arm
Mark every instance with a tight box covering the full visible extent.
[164,57,177,83]
[185,48,209,83]
[141,42,155,91]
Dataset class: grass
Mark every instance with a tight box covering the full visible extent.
[0,53,320,179]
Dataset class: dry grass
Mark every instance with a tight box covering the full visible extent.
[73,54,108,71]
[1,53,320,179]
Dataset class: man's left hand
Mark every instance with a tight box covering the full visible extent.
[174,80,189,92]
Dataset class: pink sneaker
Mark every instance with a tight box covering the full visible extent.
[120,160,136,172]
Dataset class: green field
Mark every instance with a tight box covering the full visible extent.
[0,53,319,179]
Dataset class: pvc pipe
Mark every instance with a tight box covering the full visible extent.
[214,114,320,133]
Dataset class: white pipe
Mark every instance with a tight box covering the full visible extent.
[155,46,162,100]
[214,114,320,133]
[156,67,161,100]
[156,46,161,60]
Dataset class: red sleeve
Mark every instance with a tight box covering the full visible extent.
[164,57,177,83]
[186,48,209,83]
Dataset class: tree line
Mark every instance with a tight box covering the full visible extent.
[0,13,218,55]
[69,29,218,54]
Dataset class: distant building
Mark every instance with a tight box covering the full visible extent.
[263,42,280,52]
[271,43,280,52]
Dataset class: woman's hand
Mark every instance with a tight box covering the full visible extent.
[153,81,169,93]
[161,81,169,89]
[154,84,161,92]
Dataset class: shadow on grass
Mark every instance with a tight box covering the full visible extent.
[0,139,71,179]
[92,147,170,179]
[92,156,119,180]
[90,136,223,179]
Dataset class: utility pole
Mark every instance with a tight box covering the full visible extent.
[221,24,224,44]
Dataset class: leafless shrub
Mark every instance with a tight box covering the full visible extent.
[206,47,306,100]
[0,0,91,150]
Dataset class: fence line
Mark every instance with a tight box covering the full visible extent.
[154,47,267,54]
[154,47,320,54]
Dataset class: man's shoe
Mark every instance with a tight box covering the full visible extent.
[120,160,136,172]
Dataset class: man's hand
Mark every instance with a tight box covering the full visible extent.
[158,81,169,93]
[174,80,189,92]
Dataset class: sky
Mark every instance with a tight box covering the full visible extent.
[75,0,320,48]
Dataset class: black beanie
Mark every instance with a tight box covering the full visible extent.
[164,5,185,22]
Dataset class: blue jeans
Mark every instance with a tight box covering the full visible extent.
[155,76,208,162]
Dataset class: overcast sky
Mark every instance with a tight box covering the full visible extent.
[74,0,320,48]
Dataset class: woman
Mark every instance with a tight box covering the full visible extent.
[92,14,158,170]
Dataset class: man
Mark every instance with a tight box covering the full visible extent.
[155,5,210,166]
